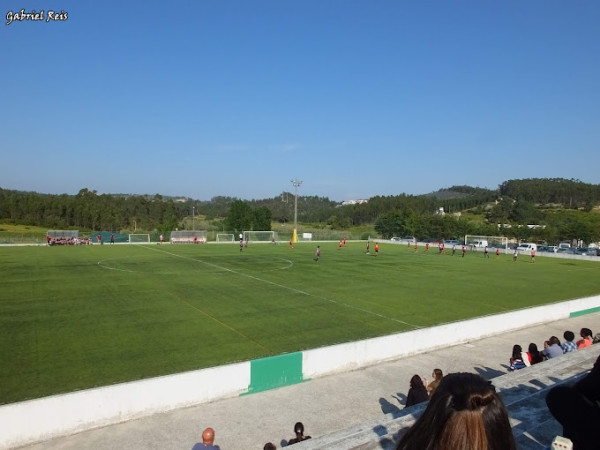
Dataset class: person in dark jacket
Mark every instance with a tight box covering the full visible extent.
[546,352,600,450]
[405,374,428,408]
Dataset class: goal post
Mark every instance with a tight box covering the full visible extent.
[216,234,235,242]
[243,230,278,243]
[129,234,150,244]
[170,230,207,243]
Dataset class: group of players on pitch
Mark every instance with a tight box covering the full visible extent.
[309,240,536,263]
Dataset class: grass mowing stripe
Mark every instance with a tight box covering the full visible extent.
[142,245,420,328]
[1,242,599,404]
[164,290,273,354]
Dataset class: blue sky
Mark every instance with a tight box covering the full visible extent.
[1,1,598,201]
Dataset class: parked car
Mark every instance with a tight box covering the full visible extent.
[576,248,599,256]
[444,239,461,246]
[516,243,537,253]
[558,247,578,254]
[390,237,402,242]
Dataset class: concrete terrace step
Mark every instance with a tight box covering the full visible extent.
[294,347,598,450]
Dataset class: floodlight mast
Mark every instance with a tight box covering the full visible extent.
[291,178,302,243]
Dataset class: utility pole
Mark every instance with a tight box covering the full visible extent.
[291,178,302,243]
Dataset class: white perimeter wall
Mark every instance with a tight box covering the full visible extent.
[303,295,600,378]
[0,362,250,449]
[2,296,599,449]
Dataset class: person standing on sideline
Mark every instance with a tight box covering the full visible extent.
[425,242,429,253]
[314,245,321,261]
[239,237,244,252]
[110,234,114,245]
[531,247,536,263]
[366,241,370,254]
[452,244,456,256]
[374,242,379,256]
[289,238,293,249]
[496,248,500,258]
[461,244,466,257]
[192,427,220,449]
[484,245,490,258]
[513,249,519,261]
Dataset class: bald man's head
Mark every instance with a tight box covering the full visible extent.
[202,427,215,445]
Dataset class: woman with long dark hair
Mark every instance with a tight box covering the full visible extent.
[405,374,428,408]
[396,372,516,450]
[509,344,528,371]
[527,343,544,364]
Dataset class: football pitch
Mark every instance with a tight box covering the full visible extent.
[1,241,599,405]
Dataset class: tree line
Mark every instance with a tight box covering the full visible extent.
[1,178,598,243]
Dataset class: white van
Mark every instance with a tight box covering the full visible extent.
[516,243,537,253]
[472,240,488,248]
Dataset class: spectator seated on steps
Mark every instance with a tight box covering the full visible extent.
[542,336,563,359]
[396,372,516,450]
[405,374,428,408]
[287,422,311,446]
[576,328,593,349]
[509,344,530,371]
[546,351,600,450]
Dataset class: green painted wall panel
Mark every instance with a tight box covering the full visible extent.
[570,306,600,318]
[246,352,304,394]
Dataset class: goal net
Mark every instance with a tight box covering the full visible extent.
[170,230,207,243]
[216,233,235,242]
[464,235,508,250]
[129,234,150,244]
[243,230,278,243]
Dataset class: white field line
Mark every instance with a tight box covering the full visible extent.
[141,245,420,329]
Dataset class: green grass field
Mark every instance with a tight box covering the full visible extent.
[1,241,599,405]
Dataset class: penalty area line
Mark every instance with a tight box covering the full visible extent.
[97,260,136,273]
